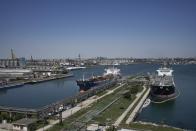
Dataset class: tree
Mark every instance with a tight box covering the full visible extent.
[106,126,117,131]
[123,91,131,99]
[130,86,138,94]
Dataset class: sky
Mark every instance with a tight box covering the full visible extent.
[0,0,196,59]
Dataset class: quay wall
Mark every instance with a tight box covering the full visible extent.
[0,74,73,90]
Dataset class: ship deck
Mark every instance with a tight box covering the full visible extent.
[152,75,174,86]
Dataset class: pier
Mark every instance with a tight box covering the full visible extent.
[114,85,147,126]
[0,74,73,90]
[126,87,150,124]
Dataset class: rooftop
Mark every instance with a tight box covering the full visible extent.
[12,118,37,126]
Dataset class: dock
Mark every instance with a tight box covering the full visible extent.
[126,87,151,124]
[25,73,73,84]
[114,85,146,126]
[0,74,73,90]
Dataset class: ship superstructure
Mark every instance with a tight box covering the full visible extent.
[151,66,175,99]
[76,67,121,92]
[103,67,121,76]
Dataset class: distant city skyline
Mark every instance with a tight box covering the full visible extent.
[1,0,196,59]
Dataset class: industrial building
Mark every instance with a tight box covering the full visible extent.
[0,68,33,79]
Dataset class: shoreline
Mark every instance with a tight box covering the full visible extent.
[134,121,189,131]
[0,73,73,90]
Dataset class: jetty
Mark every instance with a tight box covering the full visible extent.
[114,85,147,126]
[126,87,150,124]
[0,74,73,90]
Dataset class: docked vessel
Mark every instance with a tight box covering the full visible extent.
[76,67,121,92]
[67,66,86,71]
[150,66,175,99]
[0,83,24,90]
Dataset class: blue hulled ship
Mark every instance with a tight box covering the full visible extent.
[76,67,121,92]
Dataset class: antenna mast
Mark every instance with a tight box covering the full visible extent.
[11,48,15,60]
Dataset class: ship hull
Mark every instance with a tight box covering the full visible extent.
[76,67,121,92]
[150,85,175,99]
[0,83,24,90]
[77,78,111,91]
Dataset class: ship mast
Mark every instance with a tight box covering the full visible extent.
[11,48,16,60]
[83,74,85,81]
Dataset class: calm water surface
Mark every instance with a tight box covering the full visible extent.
[136,64,196,130]
[0,64,195,130]
[0,64,156,108]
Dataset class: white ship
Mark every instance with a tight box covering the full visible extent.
[103,67,121,77]
[151,66,175,99]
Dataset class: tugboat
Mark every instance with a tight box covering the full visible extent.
[76,67,121,92]
[150,65,175,100]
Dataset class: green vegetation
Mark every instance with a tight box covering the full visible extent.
[0,112,26,122]
[123,91,132,99]
[92,95,136,123]
[95,84,120,97]
[43,75,183,131]
[121,122,183,131]
[130,86,139,94]
[121,87,147,124]
[123,81,143,95]
[47,107,89,131]
[29,120,48,131]
[108,84,121,90]
[0,112,48,131]
[127,76,137,80]
[47,83,128,131]
[0,112,10,122]
[106,126,117,131]
[92,81,144,124]
[47,89,122,131]
[46,77,147,131]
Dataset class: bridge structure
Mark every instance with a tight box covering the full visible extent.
[0,80,118,120]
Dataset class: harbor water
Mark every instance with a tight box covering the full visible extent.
[0,64,195,130]
[136,64,196,130]
[0,64,156,109]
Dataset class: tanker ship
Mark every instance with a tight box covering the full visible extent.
[76,67,121,92]
[150,66,175,99]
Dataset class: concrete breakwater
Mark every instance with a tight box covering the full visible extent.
[25,74,74,84]
[0,74,73,90]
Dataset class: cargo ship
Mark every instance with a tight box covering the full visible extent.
[0,83,24,90]
[76,67,121,92]
[150,66,175,99]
